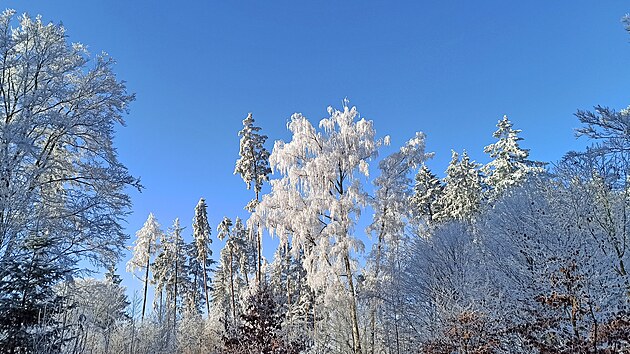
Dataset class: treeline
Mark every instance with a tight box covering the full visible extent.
[1,8,630,354]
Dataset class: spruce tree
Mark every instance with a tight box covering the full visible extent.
[483,115,544,198]
[434,151,482,222]
[192,198,213,316]
[410,164,444,224]
[234,113,271,285]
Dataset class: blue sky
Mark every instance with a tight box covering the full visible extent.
[4,1,630,298]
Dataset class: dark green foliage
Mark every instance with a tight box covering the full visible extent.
[0,239,70,353]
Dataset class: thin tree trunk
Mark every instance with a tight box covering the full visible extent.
[345,253,362,354]
[370,209,387,354]
[174,244,178,336]
[286,242,291,306]
[229,247,236,326]
[202,257,210,316]
[257,226,262,285]
[255,189,262,286]
[142,253,150,321]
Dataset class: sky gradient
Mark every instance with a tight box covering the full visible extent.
[4,1,630,298]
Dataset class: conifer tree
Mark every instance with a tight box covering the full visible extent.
[215,217,256,334]
[234,113,271,285]
[0,236,69,353]
[482,115,544,198]
[183,241,205,316]
[127,213,163,321]
[153,218,188,331]
[192,198,213,316]
[434,151,483,222]
[410,164,444,224]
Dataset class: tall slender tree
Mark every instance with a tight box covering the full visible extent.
[127,213,162,321]
[234,113,271,284]
[365,132,432,354]
[153,218,187,333]
[192,198,213,316]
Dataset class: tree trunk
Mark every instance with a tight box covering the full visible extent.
[142,251,150,321]
[229,247,236,326]
[257,226,262,285]
[255,189,262,287]
[345,253,362,354]
[174,245,178,335]
[370,211,387,354]
[202,257,210,316]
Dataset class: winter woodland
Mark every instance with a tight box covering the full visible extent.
[1,8,630,354]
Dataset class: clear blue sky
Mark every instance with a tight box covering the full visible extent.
[4,1,630,298]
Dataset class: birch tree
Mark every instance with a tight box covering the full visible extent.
[254,102,380,354]
[365,132,432,353]
[127,213,162,321]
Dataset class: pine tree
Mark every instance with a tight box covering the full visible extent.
[0,236,69,354]
[434,151,482,222]
[127,213,163,321]
[482,115,544,198]
[410,164,444,224]
[192,198,213,316]
[234,113,271,285]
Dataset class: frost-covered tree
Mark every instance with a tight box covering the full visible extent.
[127,213,162,321]
[254,102,380,353]
[404,221,496,353]
[365,132,432,353]
[234,113,271,284]
[224,281,306,354]
[482,115,544,198]
[410,164,444,224]
[152,218,188,334]
[62,274,129,354]
[268,243,314,351]
[434,150,483,223]
[479,176,630,352]
[183,240,205,317]
[192,198,213,316]
[0,236,69,353]
[216,217,239,330]
[0,10,138,350]
[214,216,257,340]
[235,113,272,200]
